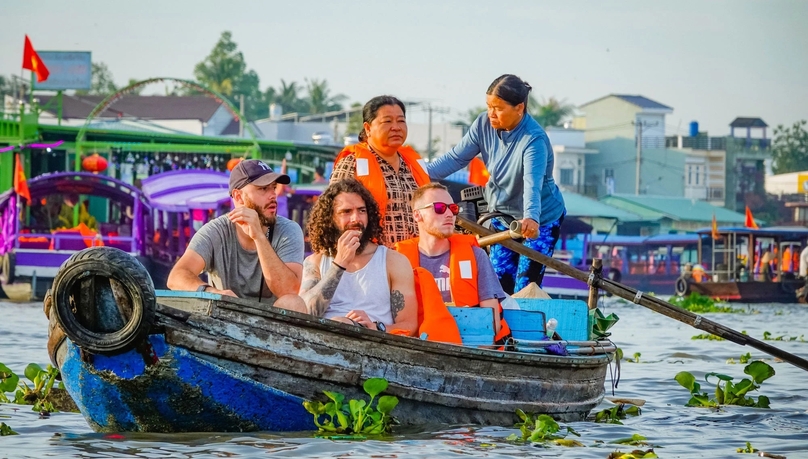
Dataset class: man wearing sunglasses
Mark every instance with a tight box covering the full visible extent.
[396,183,510,342]
[167,160,307,313]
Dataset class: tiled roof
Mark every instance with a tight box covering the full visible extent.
[580,94,672,111]
[730,117,768,128]
[37,94,225,121]
[600,194,747,223]
[563,192,644,221]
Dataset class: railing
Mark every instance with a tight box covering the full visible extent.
[666,135,771,151]
[15,232,136,252]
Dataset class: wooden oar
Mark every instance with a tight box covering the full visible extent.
[457,216,808,374]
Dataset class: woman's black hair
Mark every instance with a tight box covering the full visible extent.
[358,95,406,142]
[486,74,532,114]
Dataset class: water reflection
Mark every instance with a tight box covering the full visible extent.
[2,299,807,457]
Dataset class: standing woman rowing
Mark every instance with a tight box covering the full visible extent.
[330,95,430,247]
[427,74,566,294]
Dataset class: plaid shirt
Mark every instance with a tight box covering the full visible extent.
[330,148,420,247]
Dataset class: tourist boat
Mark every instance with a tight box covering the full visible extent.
[0,172,150,299]
[139,169,233,288]
[45,239,615,432]
[675,226,808,303]
[542,233,699,298]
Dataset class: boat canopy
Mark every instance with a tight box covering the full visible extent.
[141,170,230,212]
[696,226,808,240]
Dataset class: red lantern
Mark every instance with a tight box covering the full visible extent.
[82,154,108,173]
[226,157,243,171]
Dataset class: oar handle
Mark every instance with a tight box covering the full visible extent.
[477,221,522,247]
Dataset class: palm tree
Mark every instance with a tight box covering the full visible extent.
[277,79,301,114]
[528,95,575,128]
[304,78,347,115]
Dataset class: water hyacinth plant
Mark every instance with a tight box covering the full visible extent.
[593,403,641,424]
[668,293,745,313]
[506,410,583,446]
[302,377,399,437]
[0,362,63,413]
[674,361,775,408]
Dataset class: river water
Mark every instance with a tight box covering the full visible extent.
[2,297,807,458]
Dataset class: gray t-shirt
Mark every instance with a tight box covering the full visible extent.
[188,215,304,304]
[419,246,505,304]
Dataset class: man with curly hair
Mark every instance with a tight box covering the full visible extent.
[299,179,418,334]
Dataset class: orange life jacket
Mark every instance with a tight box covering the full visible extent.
[412,267,463,344]
[396,235,511,342]
[468,157,490,187]
[333,143,430,219]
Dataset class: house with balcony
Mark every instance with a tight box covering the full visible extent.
[573,94,687,198]
[665,117,770,212]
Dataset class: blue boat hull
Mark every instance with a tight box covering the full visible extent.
[60,334,312,432]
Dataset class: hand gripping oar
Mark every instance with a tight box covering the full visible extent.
[457,216,808,374]
[477,220,523,247]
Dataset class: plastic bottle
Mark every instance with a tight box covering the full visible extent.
[546,318,558,340]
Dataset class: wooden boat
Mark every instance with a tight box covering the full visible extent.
[45,246,614,433]
[674,226,808,303]
[0,172,150,299]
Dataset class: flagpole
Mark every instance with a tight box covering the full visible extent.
[28,70,35,109]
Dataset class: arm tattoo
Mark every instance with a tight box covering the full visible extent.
[300,259,346,317]
[390,290,405,322]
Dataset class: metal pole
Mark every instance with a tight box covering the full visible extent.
[239,95,245,138]
[427,104,433,161]
[57,90,63,126]
[635,121,642,195]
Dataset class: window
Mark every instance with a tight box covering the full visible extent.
[604,168,614,184]
[560,168,574,186]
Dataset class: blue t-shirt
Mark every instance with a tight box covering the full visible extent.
[427,113,565,225]
[418,246,505,304]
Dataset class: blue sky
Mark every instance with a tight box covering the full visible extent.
[2,0,806,135]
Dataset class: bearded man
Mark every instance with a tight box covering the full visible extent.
[168,159,306,312]
[299,179,418,334]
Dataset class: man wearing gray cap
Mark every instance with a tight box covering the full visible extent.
[168,159,307,312]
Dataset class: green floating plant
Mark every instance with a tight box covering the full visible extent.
[763,331,806,342]
[0,422,18,436]
[303,377,398,437]
[506,411,582,446]
[612,434,654,446]
[675,361,775,408]
[593,404,641,425]
[692,333,725,341]
[668,293,744,313]
[607,449,658,459]
[736,441,758,453]
[0,362,62,412]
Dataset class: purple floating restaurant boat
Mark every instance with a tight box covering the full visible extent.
[140,170,233,287]
[0,172,150,299]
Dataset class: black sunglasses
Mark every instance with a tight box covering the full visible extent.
[416,202,460,215]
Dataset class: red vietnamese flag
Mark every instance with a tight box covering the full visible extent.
[13,153,31,203]
[22,35,50,82]
[745,206,760,229]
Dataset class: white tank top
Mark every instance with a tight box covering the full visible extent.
[320,246,393,324]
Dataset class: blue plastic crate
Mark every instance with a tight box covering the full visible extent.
[502,309,547,341]
[513,298,589,342]
[448,307,495,346]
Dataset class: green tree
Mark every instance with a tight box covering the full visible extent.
[771,120,808,174]
[193,31,268,119]
[304,78,347,115]
[276,79,303,115]
[529,95,574,128]
[345,102,363,135]
[75,62,118,96]
[126,78,144,96]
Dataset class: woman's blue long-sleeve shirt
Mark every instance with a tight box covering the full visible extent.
[428,113,565,225]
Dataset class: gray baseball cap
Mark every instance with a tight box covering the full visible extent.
[229,159,290,195]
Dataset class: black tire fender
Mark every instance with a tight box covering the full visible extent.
[51,246,155,355]
[0,252,15,284]
[675,276,689,297]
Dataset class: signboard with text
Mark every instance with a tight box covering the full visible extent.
[798,174,808,193]
[32,51,92,90]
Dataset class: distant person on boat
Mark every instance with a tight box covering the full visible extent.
[311,166,328,184]
[330,95,430,247]
[427,74,566,294]
[800,246,808,278]
[299,179,418,335]
[395,183,510,342]
[167,159,307,313]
